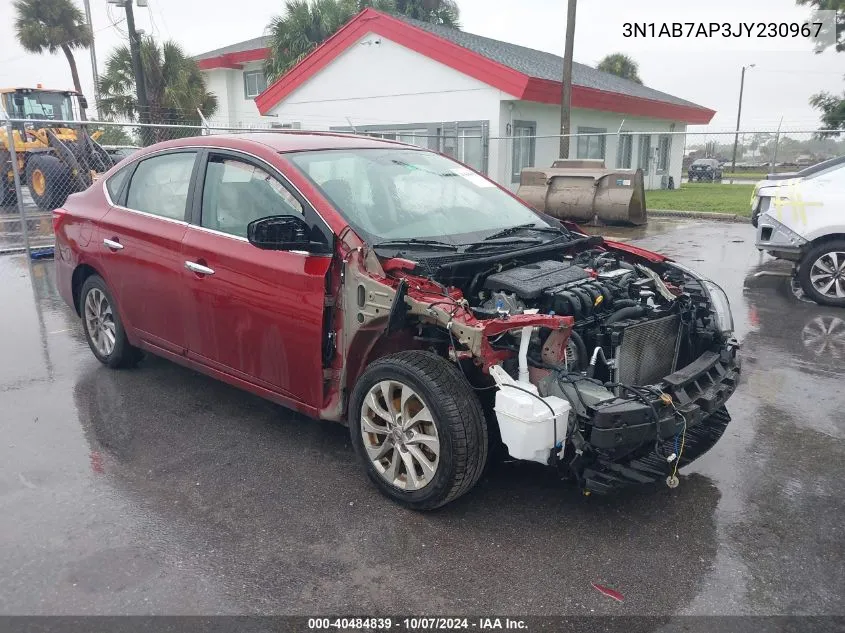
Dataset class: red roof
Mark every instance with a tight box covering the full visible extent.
[255,8,715,124]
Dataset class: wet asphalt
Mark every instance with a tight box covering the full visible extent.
[1,219,843,616]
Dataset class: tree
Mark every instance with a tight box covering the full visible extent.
[13,0,92,120]
[596,53,642,84]
[796,0,844,52]
[796,3,844,134]
[392,0,460,26]
[810,87,845,135]
[94,124,135,146]
[98,36,217,142]
[266,0,461,81]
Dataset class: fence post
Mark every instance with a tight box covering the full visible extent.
[5,119,32,259]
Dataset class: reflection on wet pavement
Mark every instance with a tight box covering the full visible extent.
[0,219,842,616]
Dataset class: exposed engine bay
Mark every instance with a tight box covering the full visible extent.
[339,232,740,495]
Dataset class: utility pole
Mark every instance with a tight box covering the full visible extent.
[81,0,100,118]
[730,63,754,175]
[559,0,577,159]
[121,0,152,145]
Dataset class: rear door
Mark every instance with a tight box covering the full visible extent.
[181,150,332,407]
[98,150,198,355]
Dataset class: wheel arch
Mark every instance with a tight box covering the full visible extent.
[71,263,103,316]
[343,327,425,417]
[807,232,845,249]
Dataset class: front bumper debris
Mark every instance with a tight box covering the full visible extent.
[579,344,740,494]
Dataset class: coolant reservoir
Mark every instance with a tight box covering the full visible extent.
[489,366,571,465]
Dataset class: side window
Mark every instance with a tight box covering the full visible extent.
[125,152,196,220]
[105,165,131,203]
[201,156,303,238]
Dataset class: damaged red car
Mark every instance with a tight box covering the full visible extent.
[54,133,740,509]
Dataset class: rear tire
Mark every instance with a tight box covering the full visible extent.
[26,154,73,211]
[80,275,143,368]
[798,239,845,307]
[349,351,488,510]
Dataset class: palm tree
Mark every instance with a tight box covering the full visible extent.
[98,36,217,142]
[13,0,92,120]
[394,0,460,26]
[266,0,461,81]
[596,53,643,84]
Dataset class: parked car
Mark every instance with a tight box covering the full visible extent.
[687,158,722,182]
[753,155,845,307]
[101,145,140,162]
[53,133,740,509]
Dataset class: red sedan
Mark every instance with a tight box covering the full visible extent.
[54,133,739,509]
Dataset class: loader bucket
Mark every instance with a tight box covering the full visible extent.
[517,161,647,226]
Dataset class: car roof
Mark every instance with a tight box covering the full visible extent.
[151,131,419,154]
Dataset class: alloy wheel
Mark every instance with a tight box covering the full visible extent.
[809,251,845,299]
[360,380,440,491]
[84,287,117,357]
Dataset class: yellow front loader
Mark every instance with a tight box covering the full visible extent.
[1,88,115,210]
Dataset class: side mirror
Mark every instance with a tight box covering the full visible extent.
[78,95,89,109]
[247,215,329,253]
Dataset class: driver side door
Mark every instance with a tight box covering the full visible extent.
[181,150,332,408]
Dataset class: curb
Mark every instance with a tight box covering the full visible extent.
[648,209,751,224]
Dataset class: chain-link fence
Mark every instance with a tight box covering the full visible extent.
[2,116,842,254]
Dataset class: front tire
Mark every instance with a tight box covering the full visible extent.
[798,239,845,307]
[80,275,143,368]
[349,351,488,510]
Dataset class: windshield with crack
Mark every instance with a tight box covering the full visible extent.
[288,148,555,246]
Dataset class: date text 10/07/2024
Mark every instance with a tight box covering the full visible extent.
[622,21,824,39]
[307,618,529,630]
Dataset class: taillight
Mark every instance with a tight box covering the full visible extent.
[52,208,67,234]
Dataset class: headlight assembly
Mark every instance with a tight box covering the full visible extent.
[701,279,734,336]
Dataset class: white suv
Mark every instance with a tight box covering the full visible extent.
[753,156,845,306]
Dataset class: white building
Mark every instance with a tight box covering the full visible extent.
[197,9,715,190]
[195,36,270,128]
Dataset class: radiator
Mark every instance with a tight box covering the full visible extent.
[614,314,682,387]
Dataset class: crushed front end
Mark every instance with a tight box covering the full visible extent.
[337,231,740,495]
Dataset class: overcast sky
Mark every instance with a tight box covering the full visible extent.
[0,0,841,132]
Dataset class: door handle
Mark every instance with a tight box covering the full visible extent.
[185,261,215,276]
[103,238,124,251]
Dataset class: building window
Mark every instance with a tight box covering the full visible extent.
[576,127,606,160]
[331,121,488,173]
[457,126,484,173]
[616,133,633,169]
[511,121,536,183]
[365,129,428,148]
[637,135,652,171]
[657,134,671,172]
[243,70,267,99]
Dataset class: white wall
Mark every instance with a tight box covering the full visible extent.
[497,101,687,190]
[265,33,510,177]
[203,61,265,128]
